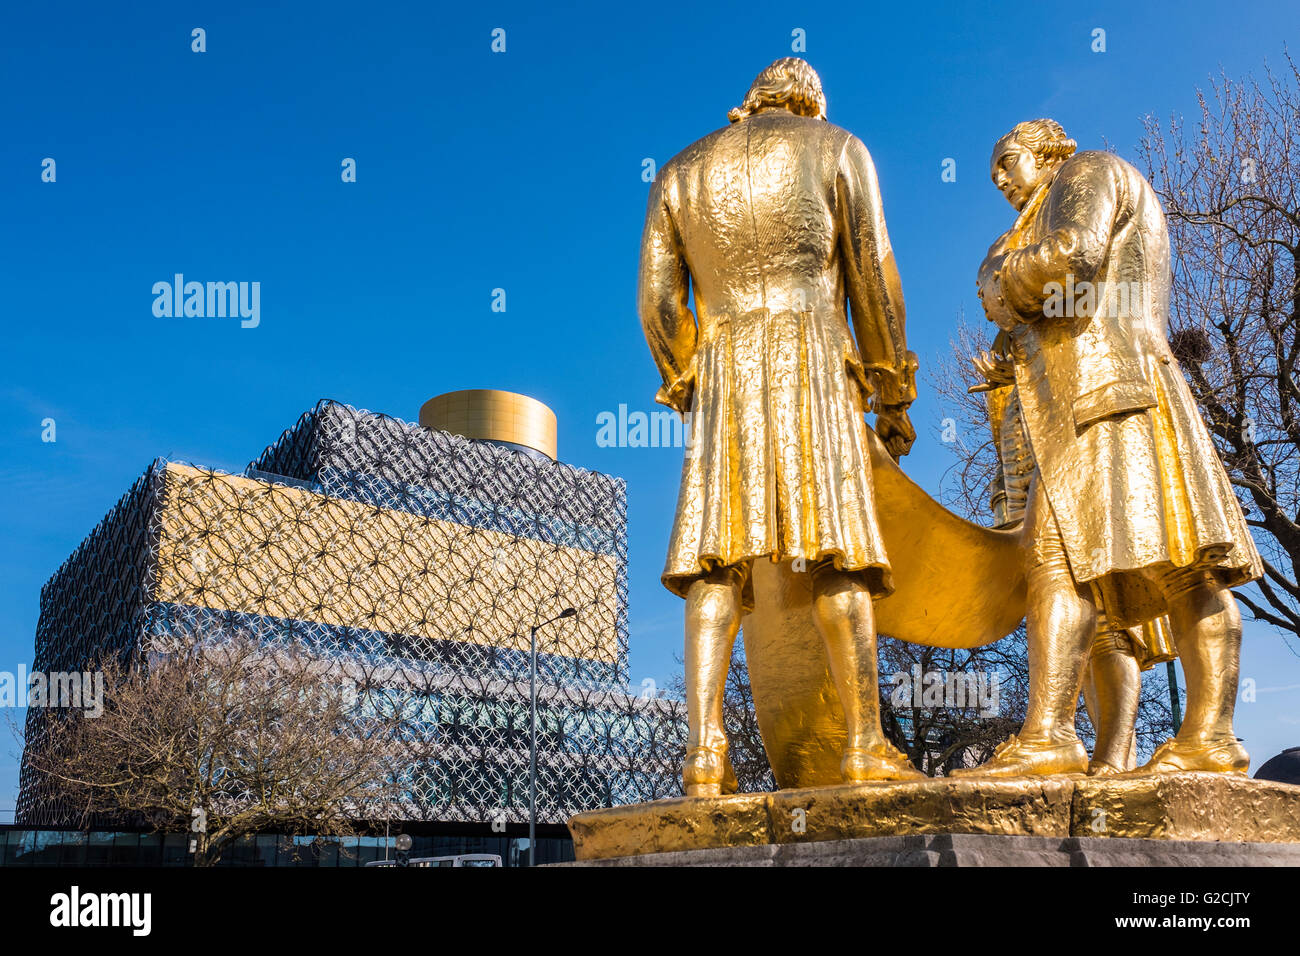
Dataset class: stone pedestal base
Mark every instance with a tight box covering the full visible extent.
[566,772,1300,863]
[558,832,1300,867]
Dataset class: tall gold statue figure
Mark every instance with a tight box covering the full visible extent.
[637,58,922,795]
[978,350,1177,774]
[963,119,1264,777]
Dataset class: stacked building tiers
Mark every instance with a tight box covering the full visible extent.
[17,401,685,826]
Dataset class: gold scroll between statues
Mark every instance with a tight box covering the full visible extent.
[742,427,1026,789]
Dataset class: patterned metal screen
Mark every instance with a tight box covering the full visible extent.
[18,401,686,826]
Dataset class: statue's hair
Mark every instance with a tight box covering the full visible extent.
[728,58,827,123]
[1005,118,1077,164]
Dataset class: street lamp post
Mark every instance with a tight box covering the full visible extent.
[1166,660,1183,734]
[529,607,576,868]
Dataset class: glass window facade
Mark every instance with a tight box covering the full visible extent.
[0,826,575,867]
[17,401,686,839]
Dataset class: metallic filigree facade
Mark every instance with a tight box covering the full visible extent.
[18,401,686,825]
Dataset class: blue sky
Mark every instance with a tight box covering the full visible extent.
[2,0,1298,809]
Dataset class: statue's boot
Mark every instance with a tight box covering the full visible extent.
[1138,574,1248,775]
[1083,628,1142,774]
[683,746,729,797]
[841,741,926,782]
[1087,759,1126,776]
[949,734,1088,778]
[1134,736,1248,774]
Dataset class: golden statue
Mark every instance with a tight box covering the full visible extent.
[977,351,1176,775]
[959,119,1264,777]
[637,58,923,793]
[570,94,1300,866]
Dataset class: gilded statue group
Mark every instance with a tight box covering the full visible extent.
[637,58,1263,796]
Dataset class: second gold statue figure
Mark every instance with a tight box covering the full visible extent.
[637,58,921,794]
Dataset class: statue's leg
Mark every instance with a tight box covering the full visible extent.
[1084,628,1141,774]
[955,477,1091,776]
[1139,569,1248,773]
[682,566,743,796]
[810,564,923,782]
[1022,542,1095,747]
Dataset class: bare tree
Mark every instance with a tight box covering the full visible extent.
[16,633,404,866]
[877,633,1026,776]
[933,307,1006,519]
[1139,53,1300,652]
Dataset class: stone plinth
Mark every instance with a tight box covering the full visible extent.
[566,772,1300,863]
[557,832,1300,867]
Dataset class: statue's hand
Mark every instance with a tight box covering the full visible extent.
[978,277,1020,331]
[654,361,696,415]
[977,250,1021,330]
[876,405,916,460]
[977,248,1006,290]
[972,349,1015,387]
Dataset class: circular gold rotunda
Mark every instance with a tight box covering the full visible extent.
[419,389,558,461]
